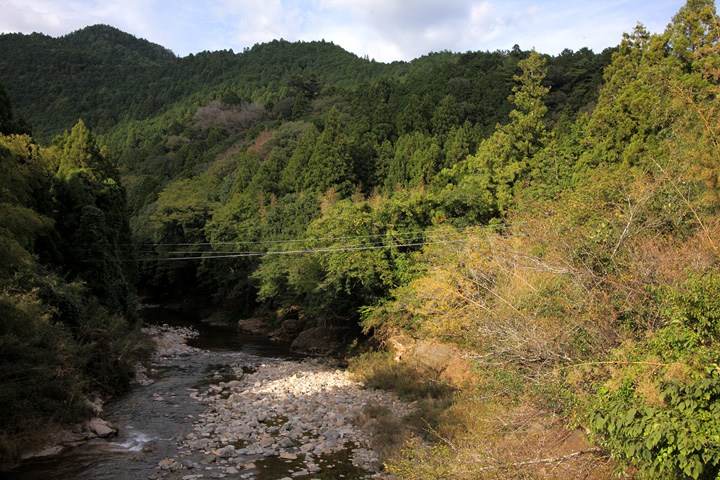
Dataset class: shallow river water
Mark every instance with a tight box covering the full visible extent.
[7,308,388,480]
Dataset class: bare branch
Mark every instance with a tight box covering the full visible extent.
[472,448,604,471]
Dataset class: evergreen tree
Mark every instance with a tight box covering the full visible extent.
[56,120,117,180]
[303,107,352,195]
[0,83,31,136]
[51,120,134,314]
[280,125,318,193]
[465,50,550,212]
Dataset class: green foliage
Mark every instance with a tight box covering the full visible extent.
[586,271,720,479]
[49,121,135,313]
[303,107,353,195]
[55,120,117,180]
[592,378,720,479]
[0,135,55,281]
[384,132,442,191]
[279,124,318,193]
[437,50,551,215]
[660,270,720,347]
[0,82,31,135]
[668,0,719,71]
[0,291,86,454]
[0,103,146,462]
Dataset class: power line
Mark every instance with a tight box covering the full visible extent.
[69,229,472,255]
[69,222,528,262]
[128,233,528,262]
[86,222,524,248]
[133,228,488,255]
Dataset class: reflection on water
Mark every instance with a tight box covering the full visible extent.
[5,307,298,480]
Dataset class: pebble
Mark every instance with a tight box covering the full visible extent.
[146,325,410,479]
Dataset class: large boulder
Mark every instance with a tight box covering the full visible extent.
[85,418,115,438]
[269,318,303,342]
[387,333,477,386]
[290,327,350,356]
[237,317,268,335]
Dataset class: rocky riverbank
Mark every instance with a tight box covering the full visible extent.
[147,324,412,480]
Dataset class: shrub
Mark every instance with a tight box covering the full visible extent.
[588,271,720,479]
[592,377,720,479]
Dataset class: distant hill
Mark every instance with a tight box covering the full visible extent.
[0,25,174,140]
[59,24,177,62]
[0,25,404,142]
[0,25,613,146]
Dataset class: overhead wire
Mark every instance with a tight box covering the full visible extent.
[132,233,528,262]
[145,228,486,253]
[71,222,529,262]
[69,222,525,249]
[133,223,521,247]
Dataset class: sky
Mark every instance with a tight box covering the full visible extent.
[1,0,686,62]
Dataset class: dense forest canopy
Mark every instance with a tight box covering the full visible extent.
[1,1,719,477]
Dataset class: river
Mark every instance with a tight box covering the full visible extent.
[6,307,402,480]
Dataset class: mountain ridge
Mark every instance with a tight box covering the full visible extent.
[0,25,404,142]
[0,24,613,143]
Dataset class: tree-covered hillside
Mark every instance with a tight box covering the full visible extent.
[0,24,612,144]
[1,87,148,463]
[1,1,719,477]
[0,24,407,142]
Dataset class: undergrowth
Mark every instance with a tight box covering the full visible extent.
[0,285,152,464]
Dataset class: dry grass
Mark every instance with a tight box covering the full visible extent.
[349,348,621,480]
[384,389,618,480]
[353,157,720,479]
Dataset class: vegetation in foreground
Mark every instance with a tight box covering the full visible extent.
[351,3,720,477]
[0,98,150,463]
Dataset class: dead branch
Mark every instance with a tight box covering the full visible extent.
[472,448,604,471]
[422,419,459,453]
[558,360,669,370]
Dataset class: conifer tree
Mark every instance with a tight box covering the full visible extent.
[51,120,134,313]
[303,107,352,195]
[466,50,550,212]
[280,125,318,194]
[56,119,117,180]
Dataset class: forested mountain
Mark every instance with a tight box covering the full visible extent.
[0,22,614,315]
[0,24,420,142]
[0,24,611,144]
[2,1,720,477]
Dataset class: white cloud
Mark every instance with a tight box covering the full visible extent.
[212,0,308,46]
[0,0,85,35]
[0,0,689,61]
[308,0,490,59]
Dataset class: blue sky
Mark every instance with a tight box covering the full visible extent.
[1,0,686,62]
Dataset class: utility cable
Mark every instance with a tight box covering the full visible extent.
[127,233,528,262]
[66,222,523,248]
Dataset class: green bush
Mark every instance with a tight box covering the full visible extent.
[589,271,720,479]
[592,377,720,479]
[660,270,720,348]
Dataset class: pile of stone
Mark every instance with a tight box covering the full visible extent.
[143,323,202,358]
[139,324,413,479]
[156,355,411,479]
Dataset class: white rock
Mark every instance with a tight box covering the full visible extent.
[86,418,115,437]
